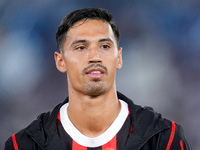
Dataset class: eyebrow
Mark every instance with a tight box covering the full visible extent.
[99,38,114,43]
[71,38,114,46]
[71,40,87,46]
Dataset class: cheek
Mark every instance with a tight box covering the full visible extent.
[105,55,119,68]
[105,59,119,76]
[65,51,88,64]
[67,62,81,75]
[67,64,82,87]
[64,58,80,80]
[64,53,85,71]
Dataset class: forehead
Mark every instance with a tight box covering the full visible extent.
[70,19,110,31]
[66,19,115,42]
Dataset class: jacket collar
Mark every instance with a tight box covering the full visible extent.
[27,92,170,150]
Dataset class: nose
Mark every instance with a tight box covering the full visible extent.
[88,47,102,64]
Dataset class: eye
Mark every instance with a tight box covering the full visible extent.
[75,45,86,51]
[101,44,110,50]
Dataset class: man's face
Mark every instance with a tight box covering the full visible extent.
[55,19,122,96]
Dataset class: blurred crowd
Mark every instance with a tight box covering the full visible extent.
[1,0,200,149]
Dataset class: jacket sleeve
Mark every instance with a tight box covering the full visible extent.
[4,131,36,150]
[4,135,15,150]
[172,123,191,150]
[157,121,191,150]
[164,121,191,150]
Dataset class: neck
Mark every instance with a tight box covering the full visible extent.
[67,88,121,138]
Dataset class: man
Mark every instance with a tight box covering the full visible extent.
[5,8,191,150]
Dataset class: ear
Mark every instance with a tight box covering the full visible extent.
[54,51,67,73]
[116,47,123,69]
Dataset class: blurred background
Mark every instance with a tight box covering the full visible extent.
[1,0,200,149]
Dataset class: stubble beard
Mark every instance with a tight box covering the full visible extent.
[82,79,108,96]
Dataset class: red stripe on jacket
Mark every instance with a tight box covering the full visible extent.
[180,140,184,150]
[166,121,176,150]
[12,134,19,150]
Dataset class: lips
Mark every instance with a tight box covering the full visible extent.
[86,67,105,74]
[86,68,105,79]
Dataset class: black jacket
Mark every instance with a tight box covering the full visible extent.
[4,92,191,150]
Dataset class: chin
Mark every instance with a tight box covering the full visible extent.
[82,82,108,96]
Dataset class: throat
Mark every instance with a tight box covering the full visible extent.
[78,120,110,138]
[67,98,121,138]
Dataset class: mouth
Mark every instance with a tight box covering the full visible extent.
[86,68,105,79]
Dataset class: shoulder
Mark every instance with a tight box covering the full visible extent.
[155,120,191,149]
[4,98,68,150]
[135,104,191,149]
[133,105,191,149]
[170,122,191,149]
[117,91,191,149]
[4,112,49,150]
[4,99,67,150]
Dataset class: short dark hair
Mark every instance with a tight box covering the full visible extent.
[56,8,120,51]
